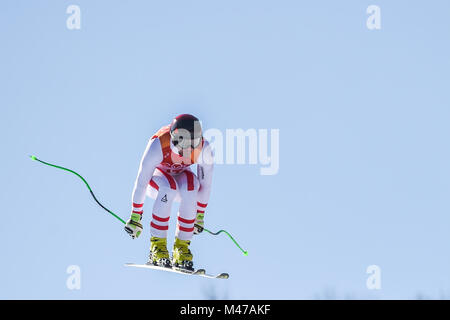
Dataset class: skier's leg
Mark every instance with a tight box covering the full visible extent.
[147,168,178,267]
[148,168,178,238]
[171,170,200,270]
[174,169,200,241]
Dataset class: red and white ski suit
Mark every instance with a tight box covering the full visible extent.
[131,125,214,241]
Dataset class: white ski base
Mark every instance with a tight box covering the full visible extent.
[125,263,229,279]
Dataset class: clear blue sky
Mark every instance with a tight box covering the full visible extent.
[1,0,449,299]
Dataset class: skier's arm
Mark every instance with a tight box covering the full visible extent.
[131,137,163,212]
[194,140,214,233]
[125,138,163,239]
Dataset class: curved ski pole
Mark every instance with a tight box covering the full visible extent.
[195,224,248,256]
[29,155,126,224]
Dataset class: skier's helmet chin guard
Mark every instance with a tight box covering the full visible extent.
[170,114,203,150]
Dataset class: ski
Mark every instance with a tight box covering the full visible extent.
[125,263,229,279]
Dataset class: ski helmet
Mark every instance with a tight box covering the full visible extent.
[170,114,203,149]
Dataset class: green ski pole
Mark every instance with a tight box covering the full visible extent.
[30,155,125,224]
[195,224,248,256]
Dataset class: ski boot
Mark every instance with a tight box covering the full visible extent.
[147,237,172,268]
[172,237,194,272]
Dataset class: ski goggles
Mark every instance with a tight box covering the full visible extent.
[171,133,202,149]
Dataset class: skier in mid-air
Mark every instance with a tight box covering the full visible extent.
[124,114,214,271]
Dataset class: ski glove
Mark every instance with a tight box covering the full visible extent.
[124,213,143,239]
[193,212,204,235]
